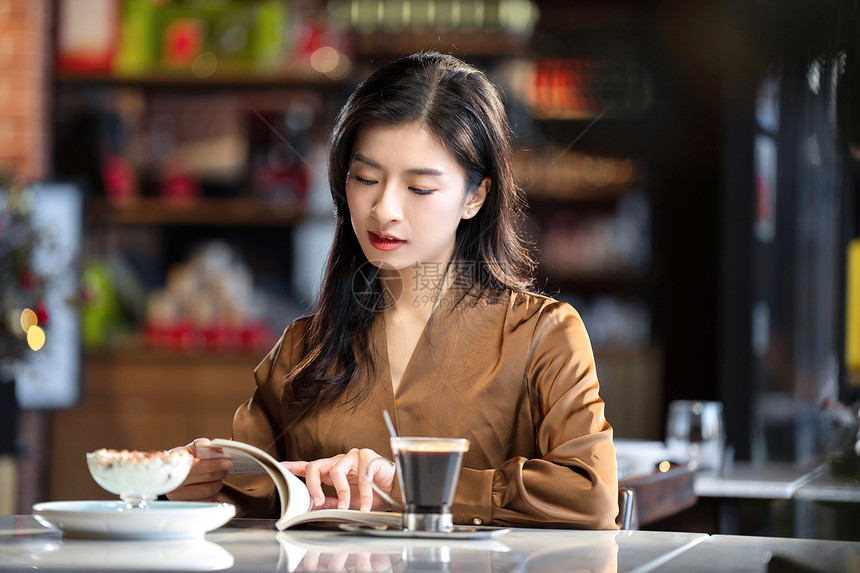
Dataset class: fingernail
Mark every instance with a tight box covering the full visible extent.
[315,496,324,507]
[220,459,232,470]
[338,500,347,510]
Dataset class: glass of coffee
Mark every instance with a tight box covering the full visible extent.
[390,436,470,533]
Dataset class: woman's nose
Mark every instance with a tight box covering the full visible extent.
[370,184,402,222]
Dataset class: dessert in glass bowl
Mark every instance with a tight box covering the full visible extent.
[86,448,193,509]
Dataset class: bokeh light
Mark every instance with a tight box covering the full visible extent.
[27,324,45,351]
[309,46,351,80]
[20,307,38,332]
[191,51,218,78]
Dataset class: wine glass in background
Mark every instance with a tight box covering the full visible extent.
[665,400,726,472]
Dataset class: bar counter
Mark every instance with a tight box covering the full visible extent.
[1,515,859,572]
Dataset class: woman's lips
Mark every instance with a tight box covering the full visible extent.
[368,231,405,251]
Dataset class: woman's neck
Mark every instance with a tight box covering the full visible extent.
[381,262,457,319]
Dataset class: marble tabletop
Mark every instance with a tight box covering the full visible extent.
[693,462,819,500]
[693,461,860,504]
[794,468,860,503]
[651,532,860,573]
[1,515,859,572]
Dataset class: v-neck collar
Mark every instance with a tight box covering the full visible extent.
[375,283,473,398]
[381,305,433,398]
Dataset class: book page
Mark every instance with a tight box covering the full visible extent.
[277,509,403,530]
[202,439,313,528]
[211,449,268,475]
[200,439,403,531]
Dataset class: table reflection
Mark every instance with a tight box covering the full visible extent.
[25,537,234,570]
[1,515,854,573]
[275,530,619,573]
[5,516,718,573]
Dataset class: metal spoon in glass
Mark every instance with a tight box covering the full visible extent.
[364,410,404,512]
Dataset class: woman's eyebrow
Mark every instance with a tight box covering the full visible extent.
[352,153,380,169]
[406,167,445,177]
[352,153,446,177]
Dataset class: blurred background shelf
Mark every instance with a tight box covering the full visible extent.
[90,197,308,226]
[351,31,530,57]
[85,347,264,368]
[54,70,349,90]
[50,342,261,502]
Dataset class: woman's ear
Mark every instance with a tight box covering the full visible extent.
[462,177,490,219]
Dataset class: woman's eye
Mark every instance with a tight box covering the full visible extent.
[353,175,376,185]
[410,187,434,195]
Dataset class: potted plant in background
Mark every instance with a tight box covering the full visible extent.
[0,174,50,498]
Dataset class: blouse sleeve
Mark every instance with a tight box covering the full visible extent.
[216,319,307,518]
[452,301,619,530]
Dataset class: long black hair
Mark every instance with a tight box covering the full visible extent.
[287,52,535,407]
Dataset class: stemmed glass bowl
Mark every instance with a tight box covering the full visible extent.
[86,448,193,509]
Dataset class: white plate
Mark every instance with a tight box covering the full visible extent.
[338,523,510,539]
[32,500,236,540]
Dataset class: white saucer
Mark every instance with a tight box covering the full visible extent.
[338,523,510,539]
[32,500,236,540]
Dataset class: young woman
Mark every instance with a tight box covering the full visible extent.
[168,52,619,530]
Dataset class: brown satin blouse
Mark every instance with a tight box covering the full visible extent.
[219,289,619,530]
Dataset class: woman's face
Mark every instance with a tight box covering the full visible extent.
[345,122,486,275]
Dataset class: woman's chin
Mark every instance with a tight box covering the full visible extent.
[359,254,411,273]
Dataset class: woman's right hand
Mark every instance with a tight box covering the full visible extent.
[165,438,232,503]
[281,448,395,512]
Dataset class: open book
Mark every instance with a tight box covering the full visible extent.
[197,438,403,531]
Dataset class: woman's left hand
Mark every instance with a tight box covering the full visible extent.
[281,448,395,512]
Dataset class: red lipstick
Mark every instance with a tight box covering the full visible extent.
[368,231,405,251]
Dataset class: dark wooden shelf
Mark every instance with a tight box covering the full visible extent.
[89,197,308,227]
[528,106,659,122]
[55,68,349,90]
[86,345,263,368]
[352,30,531,58]
[84,331,274,365]
[525,186,636,205]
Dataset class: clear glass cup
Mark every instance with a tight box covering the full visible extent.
[390,437,469,533]
[665,400,725,472]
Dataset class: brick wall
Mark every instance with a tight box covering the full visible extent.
[0,0,49,181]
[0,0,51,512]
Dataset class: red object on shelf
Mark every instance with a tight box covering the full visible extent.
[146,320,274,354]
[238,322,274,352]
[253,162,309,205]
[35,301,49,326]
[56,0,119,74]
[101,155,138,206]
[145,321,196,351]
[202,323,233,350]
[161,173,201,206]
[163,18,204,69]
[20,269,36,293]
